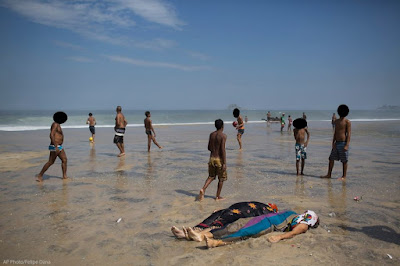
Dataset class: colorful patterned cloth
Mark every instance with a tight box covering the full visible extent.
[195,202,277,229]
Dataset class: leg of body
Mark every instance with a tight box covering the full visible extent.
[117,143,125,156]
[199,177,214,201]
[321,160,334,178]
[215,180,224,200]
[301,158,305,175]
[36,152,57,181]
[147,134,152,152]
[296,160,300,176]
[237,134,242,150]
[58,150,68,179]
[152,136,162,149]
[341,161,348,179]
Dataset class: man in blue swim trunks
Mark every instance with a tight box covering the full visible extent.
[36,112,68,182]
[321,104,352,180]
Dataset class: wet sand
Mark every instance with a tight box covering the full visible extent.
[0,121,399,265]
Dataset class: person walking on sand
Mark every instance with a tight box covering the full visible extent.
[114,106,128,157]
[36,112,68,182]
[293,118,310,176]
[233,108,244,150]
[144,111,162,152]
[302,112,307,120]
[199,119,227,201]
[321,104,351,180]
[86,112,96,142]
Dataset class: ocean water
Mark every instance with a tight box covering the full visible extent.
[0,109,399,131]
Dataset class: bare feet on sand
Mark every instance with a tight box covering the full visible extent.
[205,236,223,248]
[118,153,125,157]
[182,226,191,240]
[215,196,225,201]
[198,189,204,201]
[187,227,203,242]
[171,226,186,239]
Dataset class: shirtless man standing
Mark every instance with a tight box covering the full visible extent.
[36,112,68,182]
[144,111,162,152]
[86,112,96,142]
[114,106,128,157]
[293,118,310,176]
[321,104,351,179]
[199,119,227,201]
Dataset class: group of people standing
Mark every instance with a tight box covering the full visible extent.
[35,106,162,181]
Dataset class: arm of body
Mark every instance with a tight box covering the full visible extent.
[236,117,244,129]
[150,120,156,137]
[268,223,308,243]
[332,128,337,149]
[305,128,310,147]
[344,120,351,151]
[221,134,227,171]
[50,123,60,153]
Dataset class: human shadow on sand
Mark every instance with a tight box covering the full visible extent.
[175,189,214,200]
[339,225,400,245]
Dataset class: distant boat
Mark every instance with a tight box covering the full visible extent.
[377,105,400,110]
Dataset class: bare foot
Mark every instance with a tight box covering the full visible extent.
[35,175,43,182]
[301,172,304,175]
[118,153,125,157]
[62,176,69,180]
[182,226,191,240]
[159,146,163,149]
[320,175,331,178]
[215,196,225,201]
[339,176,346,180]
[205,236,223,248]
[198,189,204,201]
[187,227,203,242]
[296,173,300,176]
[171,226,186,239]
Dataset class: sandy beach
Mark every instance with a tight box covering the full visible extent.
[0,121,399,265]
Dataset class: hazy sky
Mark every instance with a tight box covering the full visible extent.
[0,0,399,110]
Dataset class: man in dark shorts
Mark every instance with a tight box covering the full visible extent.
[86,113,96,142]
[233,108,244,150]
[114,106,127,157]
[198,119,227,201]
[321,105,351,179]
[144,111,162,152]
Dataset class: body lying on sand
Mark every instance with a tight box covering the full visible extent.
[171,202,319,249]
